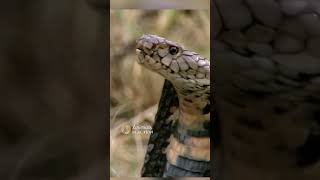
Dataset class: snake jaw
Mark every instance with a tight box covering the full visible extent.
[136,48,160,71]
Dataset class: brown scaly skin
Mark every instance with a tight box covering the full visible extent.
[136,34,210,177]
[214,0,320,179]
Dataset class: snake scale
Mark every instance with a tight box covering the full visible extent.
[214,0,320,179]
[136,34,210,177]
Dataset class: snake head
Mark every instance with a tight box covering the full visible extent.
[136,34,210,92]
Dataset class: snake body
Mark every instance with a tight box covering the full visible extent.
[136,34,210,177]
[214,0,320,179]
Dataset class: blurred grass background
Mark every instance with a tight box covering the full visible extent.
[111,0,209,9]
[110,9,210,177]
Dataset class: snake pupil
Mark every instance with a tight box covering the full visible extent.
[169,46,179,55]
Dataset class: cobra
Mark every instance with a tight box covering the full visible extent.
[136,34,211,177]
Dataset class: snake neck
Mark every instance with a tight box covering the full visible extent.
[163,85,211,177]
[175,86,210,130]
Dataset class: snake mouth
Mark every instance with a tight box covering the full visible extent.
[136,46,157,66]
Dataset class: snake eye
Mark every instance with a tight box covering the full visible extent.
[169,46,179,55]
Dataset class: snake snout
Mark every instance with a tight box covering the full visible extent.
[136,39,144,50]
[136,49,145,64]
[136,38,148,64]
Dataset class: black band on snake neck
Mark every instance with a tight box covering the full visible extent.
[173,121,210,144]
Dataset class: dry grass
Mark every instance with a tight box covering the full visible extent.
[110,9,210,177]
